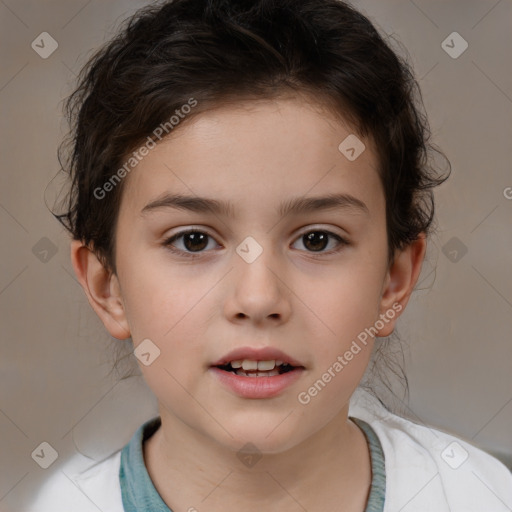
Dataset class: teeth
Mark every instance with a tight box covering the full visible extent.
[235,369,280,377]
[239,359,278,371]
[257,360,275,371]
[225,359,293,373]
[241,360,258,370]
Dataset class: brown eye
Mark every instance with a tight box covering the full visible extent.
[303,232,329,251]
[180,232,209,252]
[292,230,348,254]
[163,230,218,258]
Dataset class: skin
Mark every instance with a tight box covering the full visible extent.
[71,94,426,511]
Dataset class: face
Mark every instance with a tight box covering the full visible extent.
[109,96,396,453]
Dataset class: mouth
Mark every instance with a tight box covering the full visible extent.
[209,356,306,398]
[213,359,301,377]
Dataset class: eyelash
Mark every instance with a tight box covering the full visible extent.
[162,228,350,259]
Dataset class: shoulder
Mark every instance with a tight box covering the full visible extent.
[28,450,124,512]
[349,388,512,512]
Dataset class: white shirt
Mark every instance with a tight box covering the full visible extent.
[29,388,512,511]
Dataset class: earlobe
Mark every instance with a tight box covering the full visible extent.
[375,233,427,337]
[70,240,131,340]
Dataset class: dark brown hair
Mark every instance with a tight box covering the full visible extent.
[55,0,450,405]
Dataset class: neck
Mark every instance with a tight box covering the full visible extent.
[144,404,372,511]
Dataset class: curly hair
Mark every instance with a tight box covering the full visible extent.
[55,0,450,405]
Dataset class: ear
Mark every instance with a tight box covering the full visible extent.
[375,233,427,337]
[70,240,131,340]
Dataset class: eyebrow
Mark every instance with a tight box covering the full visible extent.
[140,192,369,218]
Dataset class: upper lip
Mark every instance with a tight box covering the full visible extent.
[211,346,305,367]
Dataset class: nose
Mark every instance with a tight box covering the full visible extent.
[223,246,292,326]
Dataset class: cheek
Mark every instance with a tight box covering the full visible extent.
[118,255,211,341]
[119,262,215,383]
[296,263,385,344]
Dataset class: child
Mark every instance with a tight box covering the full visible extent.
[35,0,512,510]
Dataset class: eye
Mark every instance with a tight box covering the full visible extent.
[291,229,349,255]
[163,229,219,258]
[163,227,350,259]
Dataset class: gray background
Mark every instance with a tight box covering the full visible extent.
[1,0,511,510]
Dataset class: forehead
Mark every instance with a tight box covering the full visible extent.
[118,97,383,221]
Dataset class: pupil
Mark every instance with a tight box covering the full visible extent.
[304,232,328,252]
[185,232,208,251]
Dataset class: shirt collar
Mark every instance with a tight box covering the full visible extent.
[119,416,170,512]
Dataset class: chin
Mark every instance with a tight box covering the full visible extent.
[213,423,303,456]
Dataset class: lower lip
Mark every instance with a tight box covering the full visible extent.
[209,367,305,399]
